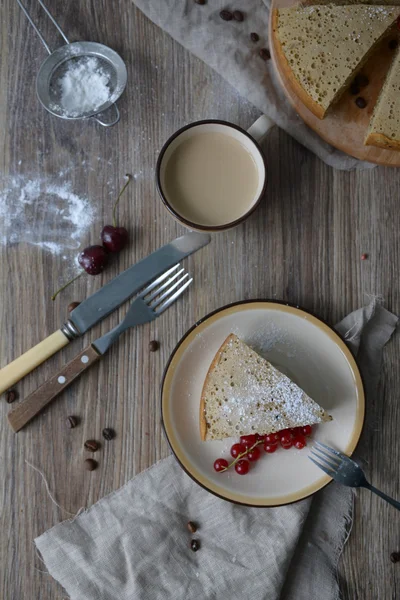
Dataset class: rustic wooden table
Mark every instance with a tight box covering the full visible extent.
[1,1,399,599]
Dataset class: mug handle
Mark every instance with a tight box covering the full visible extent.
[247,115,275,144]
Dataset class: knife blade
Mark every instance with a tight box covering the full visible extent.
[0,232,210,394]
[67,232,209,335]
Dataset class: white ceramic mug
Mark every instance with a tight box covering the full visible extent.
[156,116,274,232]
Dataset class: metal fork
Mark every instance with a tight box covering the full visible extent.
[310,441,400,511]
[8,264,193,432]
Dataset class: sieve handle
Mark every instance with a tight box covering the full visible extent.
[93,104,121,127]
[16,0,70,54]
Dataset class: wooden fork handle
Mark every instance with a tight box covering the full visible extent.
[7,345,101,433]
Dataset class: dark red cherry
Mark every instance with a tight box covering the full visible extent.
[101,225,129,252]
[78,245,108,275]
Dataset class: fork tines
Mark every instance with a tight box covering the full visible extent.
[141,264,193,313]
[309,441,341,477]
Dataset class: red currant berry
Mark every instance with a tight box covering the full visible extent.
[265,433,279,445]
[213,458,228,472]
[302,425,312,437]
[240,434,257,449]
[290,427,302,435]
[281,438,293,449]
[278,428,292,439]
[255,433,266,442]
[235,460,250,475]
[247,447,261,462]
[231,443,246,458]
[264,443,278,453]
[293,434,307,449]
[280,434,292,447]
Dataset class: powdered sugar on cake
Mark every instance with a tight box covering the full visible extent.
[202,334,331,441]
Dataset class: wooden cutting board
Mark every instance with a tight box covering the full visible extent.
[269,1,400,166]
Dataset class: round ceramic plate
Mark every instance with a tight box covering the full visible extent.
[161,301,365,506]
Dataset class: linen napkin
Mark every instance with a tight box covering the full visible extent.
[130,0,374,170]
[35,300,397,600]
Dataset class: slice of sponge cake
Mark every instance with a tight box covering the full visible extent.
[365,46,400,148]
[200,334,331,441]
[273,4,399,119]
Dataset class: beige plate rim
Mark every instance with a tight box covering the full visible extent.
[161,300,366,507]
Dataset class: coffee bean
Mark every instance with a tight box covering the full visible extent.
[233,10,244,22]
[354,74,369,88]
[84,458,98,471]
[250,32,260,42]
[149,340,160,352]
[389,39,398,50]
[66,416,78,429]
[390,552,400,563]
[355,97,367,109]
[219,9,233,21]
[5,390,17,404]
[84,439,100,452]
[259,48,271,61]
[67,301,80,313]
[195,0,206,4]
[102,428,115,441]
[350,83,360,96]
[190,539,200,552]
[187,521,197,534]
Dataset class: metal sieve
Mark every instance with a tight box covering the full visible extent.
[17,0,127,127]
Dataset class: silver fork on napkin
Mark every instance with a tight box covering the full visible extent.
[310,441,400,511]
[8,264,192,432]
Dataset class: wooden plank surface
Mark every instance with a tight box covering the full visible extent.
[0,1,399,599]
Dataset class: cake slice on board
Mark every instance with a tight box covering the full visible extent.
[365,46,400,148]
[200,334,331,441]
[272,4,399,119]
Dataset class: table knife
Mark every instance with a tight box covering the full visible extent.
[0,232,210,394]
[8,264,193,432]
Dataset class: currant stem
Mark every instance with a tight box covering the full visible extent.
[112,174,132,228]
[51,272,83,301]
[220,440,263,472]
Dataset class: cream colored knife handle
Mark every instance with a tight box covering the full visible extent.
[8,345,101,432]
[0,330,70,395]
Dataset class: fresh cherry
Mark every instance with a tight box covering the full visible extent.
[302,425,313,437]
[247,447,261,462]
[101,174,132,253]
[240,434,257,449]
[214,458,229,472]
[235,460,250,475]
[231,443,246,458]
[78,245,108,275]
[264,443,278,453]
[101,225,129,253]
[293,434,307,449]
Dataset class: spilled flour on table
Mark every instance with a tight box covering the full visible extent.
[0,175,96,257]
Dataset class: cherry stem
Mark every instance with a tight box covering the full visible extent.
[51,272,83,301]
[112,174,132,228]
[220,440,263,473]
